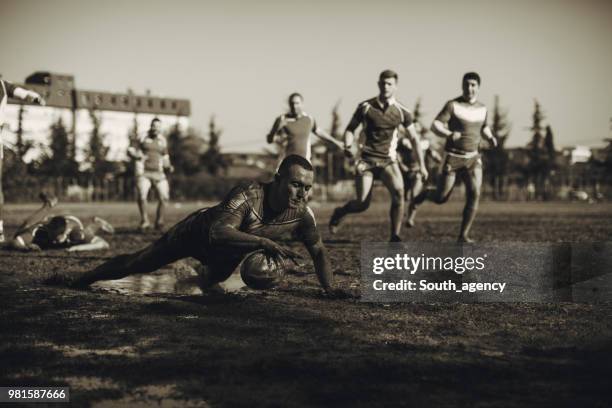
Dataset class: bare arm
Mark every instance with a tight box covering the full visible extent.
[12,87,45,105]
[313,128,343,150]
[305,238,333,291]
[127,144,143,160]
[481,126,498,147]
[405,124,428,179]
[66,236,110,252]
[428,148,443,163]
[266,116,284,144]
[431,120,454,138]
[210,216,303,261]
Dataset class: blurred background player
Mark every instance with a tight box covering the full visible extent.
[407,72,497,242]
[66,155,338,295]
[3,193,114,252]
[329,70,428,242]
[0,77,45,243]
[397,131,442,227]
[266,92,344,162]
[128,117,174,231]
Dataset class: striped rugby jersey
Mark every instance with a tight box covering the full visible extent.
[435,97,488,155]
[346,97,413,160]
[173,181,320,251]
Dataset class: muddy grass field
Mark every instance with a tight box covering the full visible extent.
[1,200,611,407]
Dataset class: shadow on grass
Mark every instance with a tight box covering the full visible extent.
[1,282,611,407]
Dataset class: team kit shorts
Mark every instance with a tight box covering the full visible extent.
[136,171,170,200]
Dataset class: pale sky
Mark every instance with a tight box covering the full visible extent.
[1,0,611,152]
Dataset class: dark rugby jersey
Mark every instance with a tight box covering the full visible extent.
[435,97,488,155]
[279,113,318,160]
[346,97,413,160]
[171,181,320,254]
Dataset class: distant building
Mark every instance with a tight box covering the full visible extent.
[2,71,190,162]
[561,145,592,164]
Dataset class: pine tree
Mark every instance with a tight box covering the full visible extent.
[527,100,551,199]
[201,115,227,175]
[87,108,110,176]
[484,95,511,199]
[37,118,78,177]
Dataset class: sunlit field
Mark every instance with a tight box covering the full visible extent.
[1,200,611,407]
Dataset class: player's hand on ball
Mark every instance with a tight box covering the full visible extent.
[260,238,303,265]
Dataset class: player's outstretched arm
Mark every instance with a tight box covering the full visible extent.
[211,220,303,262]
[304,238,333,292]
[313,128,344,150]
[66,236,109,252]
[12,86,45,105]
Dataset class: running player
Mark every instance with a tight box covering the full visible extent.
[407,72,497,242]
[267,93,344,161]
[397,131,442,227]
[66,155,336,294]
[0,78,45,243]
[128,117,174,231]
[3,193,114,252]
[328,70,427,242]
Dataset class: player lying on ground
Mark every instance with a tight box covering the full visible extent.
[0,79,46,243]
[266,92,345,162]
[2,193,115,252]
[65,155,338,294]
[407,72,497,242]
[329,70,427,242]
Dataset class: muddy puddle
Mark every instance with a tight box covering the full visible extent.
[91,262,246,296]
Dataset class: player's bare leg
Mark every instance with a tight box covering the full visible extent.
[458,164,482,243]
[137,197,150,230]
[155,199,166,230]
[405,173,424,227]
[379,163,405,241]
[70,239,184,288]
[12,193,58,237]
[329,172,374,234]
[407,169,457,224]
[154,179,169,230]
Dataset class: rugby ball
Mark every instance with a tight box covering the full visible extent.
[240,251,286,290]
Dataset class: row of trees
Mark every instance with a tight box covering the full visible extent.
[5,108,228,179]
